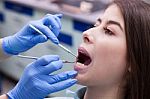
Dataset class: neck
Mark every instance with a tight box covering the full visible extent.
[83,85,124,99]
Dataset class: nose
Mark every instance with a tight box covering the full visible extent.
[82,30,94,44]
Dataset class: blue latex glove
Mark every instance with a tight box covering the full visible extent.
[2,14,62,55]
[7,55,77,99]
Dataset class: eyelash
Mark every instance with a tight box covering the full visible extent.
[103,27,114,36]
[93,24,114,36]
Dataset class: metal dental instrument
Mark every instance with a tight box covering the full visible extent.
[16,24,77,64]
[29,24,77,58]
[17,55,38,60]
[57,44,77,58]
[17,55,75,63]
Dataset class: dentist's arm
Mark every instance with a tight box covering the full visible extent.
[1,14,62,56]
[7,55,77,99]
[0,55,77,99]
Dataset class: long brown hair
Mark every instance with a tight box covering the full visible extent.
[112,0,150,99]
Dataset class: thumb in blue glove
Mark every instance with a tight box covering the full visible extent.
[7,55,77,99]
[2,14,62,55]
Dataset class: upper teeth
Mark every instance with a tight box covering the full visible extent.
[77,62,84,66]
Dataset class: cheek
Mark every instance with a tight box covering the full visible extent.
[95,40,127,70]
[87,39,127,86]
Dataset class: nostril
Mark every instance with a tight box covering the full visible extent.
[84,36,90,43]
[83,33,93,44]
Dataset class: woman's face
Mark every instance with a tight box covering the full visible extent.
[74,4,127,88]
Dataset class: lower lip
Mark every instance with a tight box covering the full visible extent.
[74,62,89,72]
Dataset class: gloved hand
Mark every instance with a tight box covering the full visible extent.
[7,55,77,99]
[2,14,62,55]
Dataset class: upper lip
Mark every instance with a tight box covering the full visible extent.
[76,47,92,65]
[78,47,90,57]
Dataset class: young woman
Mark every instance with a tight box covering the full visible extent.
[74,0,150,99]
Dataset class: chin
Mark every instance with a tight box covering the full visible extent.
[75,73,90,86]
[74,46,95,86]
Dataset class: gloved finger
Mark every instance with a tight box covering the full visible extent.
[39,71,77,84]
[50,15,62,37]
[49,17,61,36]
[55,14,63,19]
[44,14,62,29]
[32,24,59,44]
[43,14,60,29]
[33,55,60,66]
[48,79,77,93]
[24,21,38,34]
[43,14,61,36]
[32,35,48,44]
[42,60,63,74]
[54,14,63,27]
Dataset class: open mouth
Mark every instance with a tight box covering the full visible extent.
[76,47,92,66]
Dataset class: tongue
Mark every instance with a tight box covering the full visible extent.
[84,59,91,65]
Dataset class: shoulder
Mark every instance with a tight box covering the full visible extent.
[45,87,86,99]
[76,87,86,99]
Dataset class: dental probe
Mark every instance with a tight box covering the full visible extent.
[17,55,38,60]
[17,55,75,63]
[29,24,77,58]
[57,44,77,58]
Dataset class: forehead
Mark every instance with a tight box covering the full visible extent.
[100,4,124,30]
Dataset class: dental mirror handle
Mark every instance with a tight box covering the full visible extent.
[16,55,75,63]
[57,44,77,58]
[29,24,77,58]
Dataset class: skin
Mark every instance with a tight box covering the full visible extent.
[75,4,127,99]
[0,39,10,61]
[0,95,8,99]
[0,39,10,98]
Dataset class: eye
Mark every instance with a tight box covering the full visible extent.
[104,27,114,36]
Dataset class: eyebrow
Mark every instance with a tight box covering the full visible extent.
[97,18,123,31]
